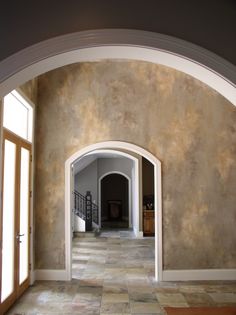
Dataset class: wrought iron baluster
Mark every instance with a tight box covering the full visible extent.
[73,189,99,226]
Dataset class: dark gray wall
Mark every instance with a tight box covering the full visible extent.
[98,158,133,180]
[142,157,154,198]
[0,1,235,64]
[74,160,98,204]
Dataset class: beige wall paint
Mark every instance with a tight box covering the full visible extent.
[19,78,38,104]
[36,61,236,270]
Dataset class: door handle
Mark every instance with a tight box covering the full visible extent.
[16,233,25,243]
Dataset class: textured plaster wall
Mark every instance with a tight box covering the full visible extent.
[19,78,38,104]
[36,61,236,270]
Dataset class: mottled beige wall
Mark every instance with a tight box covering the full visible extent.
[36,61,236,270]
[19,78,38,104]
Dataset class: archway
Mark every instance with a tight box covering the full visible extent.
[65,141,162,281]
[99,171,131,228]
[1,29,234,283]
[72,148,140,236]
[0,30,235,104]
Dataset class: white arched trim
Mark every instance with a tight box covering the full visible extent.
[0,29,235,104]
[98,171,132,229]
[65,141,162,281]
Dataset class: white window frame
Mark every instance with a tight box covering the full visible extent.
[3,89,33,143]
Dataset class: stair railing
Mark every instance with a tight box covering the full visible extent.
[73,190,86,220]
[92,202,99,225]
[73,190,99,226]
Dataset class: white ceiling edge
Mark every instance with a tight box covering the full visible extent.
[0,29,235,105]
[73,155,97,175]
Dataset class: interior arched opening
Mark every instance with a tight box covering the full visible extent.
[66,142,162,281]
[0,29,235,314]
[101,173,129,229]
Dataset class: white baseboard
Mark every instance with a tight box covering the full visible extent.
[133,227,144,238]
[163,269,236,281]
[30,270,35,285]
[34,268,236,282]
[136,231,144,238]
[92,222,99,229]
[35,269,68,281]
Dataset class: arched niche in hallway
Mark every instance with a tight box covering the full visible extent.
[100,173,130,229]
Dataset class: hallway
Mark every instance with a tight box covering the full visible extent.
[6,230,236,314]
[72,229,155,282]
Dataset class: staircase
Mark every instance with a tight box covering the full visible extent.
[73,190,99,230]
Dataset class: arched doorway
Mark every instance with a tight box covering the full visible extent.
[65,141,162,281]
[101,173,129,229]
[0,30,235,104]
[1,29,235,284]
[72,149,139,234]
[99,171,132,229]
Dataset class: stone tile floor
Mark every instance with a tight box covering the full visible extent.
[6,229,236,314]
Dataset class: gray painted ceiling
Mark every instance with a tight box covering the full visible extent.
[0,1,235,65]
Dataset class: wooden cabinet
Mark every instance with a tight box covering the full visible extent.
[143,210,155,236]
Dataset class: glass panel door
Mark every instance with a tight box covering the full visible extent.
[0,130,32,313]
[19,147,30,285]
[1,139,16,303]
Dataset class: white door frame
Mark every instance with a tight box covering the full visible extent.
[98,171,132,229]
[65,141,162,281]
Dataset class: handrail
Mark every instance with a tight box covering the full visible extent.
[92,202,99,225]
[73,190,86,220]
[74,190,86,201]
[73,189,99,226]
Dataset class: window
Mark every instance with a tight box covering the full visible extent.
[3,90,33,142]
